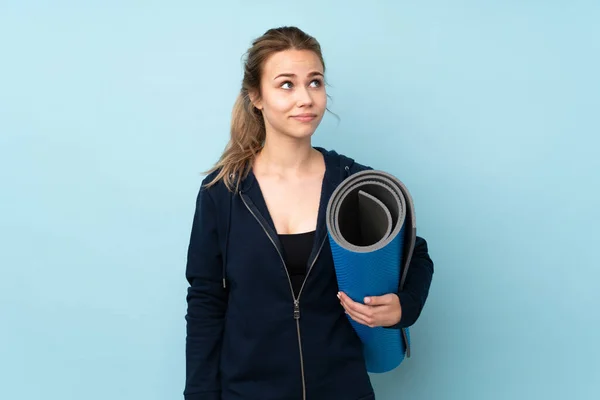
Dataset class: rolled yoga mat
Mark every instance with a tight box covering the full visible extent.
[326,169,416,373]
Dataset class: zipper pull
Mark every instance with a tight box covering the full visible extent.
[293,300,300,320]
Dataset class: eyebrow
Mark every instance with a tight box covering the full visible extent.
[273,71,324,80]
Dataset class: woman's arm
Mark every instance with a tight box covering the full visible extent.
[392,235,434,328]
[184,183,228,400]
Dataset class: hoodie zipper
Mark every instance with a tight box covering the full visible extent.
[241,193,326,400]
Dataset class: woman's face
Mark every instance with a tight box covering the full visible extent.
[253,49,327,141]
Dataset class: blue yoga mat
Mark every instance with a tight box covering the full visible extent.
[326,170,416,373]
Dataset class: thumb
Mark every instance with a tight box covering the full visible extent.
[364,294,395,306]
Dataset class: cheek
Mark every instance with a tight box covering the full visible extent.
[315,91,328,109]
[262,93,295,118]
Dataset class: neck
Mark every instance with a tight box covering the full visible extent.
[255,135,317,177]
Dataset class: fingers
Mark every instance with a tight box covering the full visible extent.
[338,292,402,328]
[364,294,395,306]
[339,292,371,315]
[338,292,379,327]
[345,308,374,327]
[341,301,374,327]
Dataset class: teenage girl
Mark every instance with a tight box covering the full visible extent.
[184,26,434,400]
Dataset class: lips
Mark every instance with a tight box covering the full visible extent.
[291,113,317,122]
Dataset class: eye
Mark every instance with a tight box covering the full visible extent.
[310,79,323,88]
[280,81,293,89]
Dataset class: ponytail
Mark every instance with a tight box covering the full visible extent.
[204,90,265,192]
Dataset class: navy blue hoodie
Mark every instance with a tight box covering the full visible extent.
[184,148,434,400]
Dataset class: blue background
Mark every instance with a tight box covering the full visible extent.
[1,1,599,399]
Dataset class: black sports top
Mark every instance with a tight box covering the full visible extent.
[278,230,315,298]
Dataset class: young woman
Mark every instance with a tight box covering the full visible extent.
[184,26,434,400]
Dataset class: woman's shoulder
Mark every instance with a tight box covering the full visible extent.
[201,165,232,191]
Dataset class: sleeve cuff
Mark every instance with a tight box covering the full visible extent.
[384,292,420,329]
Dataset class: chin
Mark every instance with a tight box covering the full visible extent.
[288,119,323,138]
[286,127,318,140]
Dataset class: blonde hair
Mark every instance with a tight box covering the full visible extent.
[204,26,326,192]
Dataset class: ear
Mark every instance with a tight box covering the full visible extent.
[249,90,263,110]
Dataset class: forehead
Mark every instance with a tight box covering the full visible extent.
[262,49,323,78]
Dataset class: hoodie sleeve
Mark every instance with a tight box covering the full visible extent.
[184,183,228,400]
[392,236,434,328]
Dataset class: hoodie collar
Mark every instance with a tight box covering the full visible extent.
[238,146,352,194]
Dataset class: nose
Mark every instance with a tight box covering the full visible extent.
[295,86,313,107]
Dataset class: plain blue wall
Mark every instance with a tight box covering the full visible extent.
[1,1,599,399]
